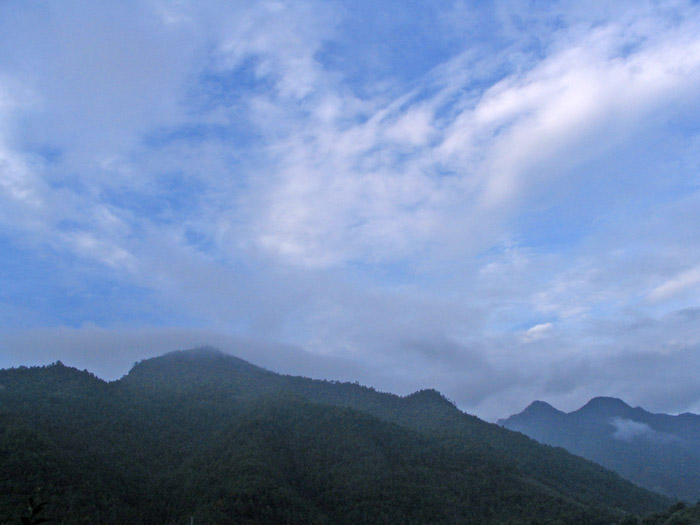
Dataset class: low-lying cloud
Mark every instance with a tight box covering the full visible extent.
[610,418,654,442]
[609,417,679,444]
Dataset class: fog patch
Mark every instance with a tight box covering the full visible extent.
[610,417,678,443]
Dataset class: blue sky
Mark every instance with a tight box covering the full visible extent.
[2,0,700,420]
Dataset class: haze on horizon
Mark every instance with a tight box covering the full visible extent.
[2,0,700,421]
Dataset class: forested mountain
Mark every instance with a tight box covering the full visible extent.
[0,348,675,524]
[500,397,700,502]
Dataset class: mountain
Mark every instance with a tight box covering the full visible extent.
[0,348,674,523]
[499,397,700,501]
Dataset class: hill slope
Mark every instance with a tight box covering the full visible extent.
[500,397,700,501]
[0,348,672,523]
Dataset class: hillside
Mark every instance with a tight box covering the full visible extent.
[500,397,700,501]
[0,348,673,523]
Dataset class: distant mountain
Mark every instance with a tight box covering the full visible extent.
[499,397,700,501]
[0,348,674,523]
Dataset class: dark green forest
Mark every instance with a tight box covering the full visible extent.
[0,348,687,524]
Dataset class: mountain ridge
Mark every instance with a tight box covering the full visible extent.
[500,396,700,501]
[0,347,675,523]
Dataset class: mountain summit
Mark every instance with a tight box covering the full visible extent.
[520,400,563,416]
[576,396,633,415]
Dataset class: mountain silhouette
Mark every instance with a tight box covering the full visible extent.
[0,349,674,523]
[500,397,700,501]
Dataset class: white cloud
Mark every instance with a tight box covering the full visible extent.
[240,4,700,270]
[610,417,653,441]
[63,231,136,271]
[0,142,40,209]
[3,0,699,275]
[609,416,679,443]
[522,322,553,342]
[649,265,700,302]
[384,106,435,146]
[441,17,700,208]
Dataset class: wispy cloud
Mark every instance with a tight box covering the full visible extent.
[238,3,700,271]
[522,323,553,343]
[649,265,700,302]
[610,417,679,443]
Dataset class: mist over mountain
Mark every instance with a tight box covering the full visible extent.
[0,347,676,524]
[500,397,700,501]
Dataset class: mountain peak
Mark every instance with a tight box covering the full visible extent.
[131,347,253,369]
[404,388,456,408]
[525,400,559,413]
[122,346,272,389]
[162,346,226,359]
[498,400,563,426]
[578,397,631,414]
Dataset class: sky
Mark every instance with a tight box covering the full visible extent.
[1,0,700,421]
